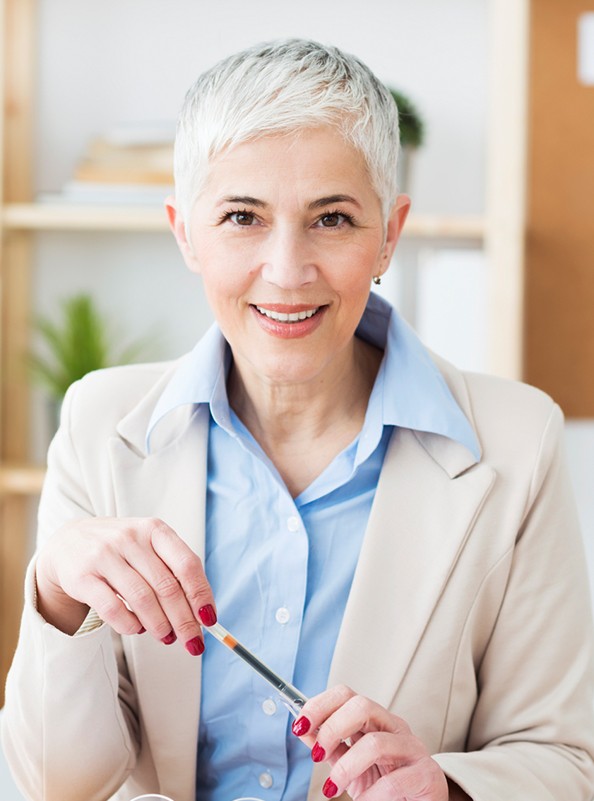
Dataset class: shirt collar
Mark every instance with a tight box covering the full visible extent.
[357,292,480,460]
[146,292,480,461]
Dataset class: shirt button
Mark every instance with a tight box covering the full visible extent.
[287,516,300,532]
[259,771,273,789]
[275,607,290,625]
[262,698,277,716]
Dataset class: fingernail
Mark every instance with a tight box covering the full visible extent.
[198,604,217,627]
[291,715,311,737]
[185,636,205,656]
[322,778,338,798]
[311,742,325,762]
[137,626,146,634]
[161,631,177,645]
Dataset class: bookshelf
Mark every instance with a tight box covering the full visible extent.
[1,0,36,708]
[0,0,529,706]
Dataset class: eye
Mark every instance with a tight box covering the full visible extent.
[218,209,258,226]
[229,210,256,226]
[316,211,354,228]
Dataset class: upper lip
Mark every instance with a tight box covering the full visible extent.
[251,303,323,312]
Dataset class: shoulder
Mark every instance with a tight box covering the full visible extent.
[433,354,564,475]
[70,359,178,397]
[67,359,178,401]
[434,353,560,430]
[464,368,559,433]
[60,358,182,433]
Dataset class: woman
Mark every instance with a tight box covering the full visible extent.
[2,39,594,801]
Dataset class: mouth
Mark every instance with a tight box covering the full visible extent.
[253,305,323,323]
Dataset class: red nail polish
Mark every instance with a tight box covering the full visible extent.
[161,631,177,645]
[291,715,311,736]
[137,626,146,634]
[322,778,338,798]
[311,742,325,762]
[185,636,205,656]
[198,604,217,627]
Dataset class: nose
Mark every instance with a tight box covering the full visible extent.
[260,225,318,289]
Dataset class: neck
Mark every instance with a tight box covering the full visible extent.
[227,338,383,496]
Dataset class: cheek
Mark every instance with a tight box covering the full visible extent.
[194,234,254,272]
[329,252,379,296]
[198,257,254,310]
[328,238,383,278]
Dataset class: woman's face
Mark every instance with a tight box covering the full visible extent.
[169,126,409,388]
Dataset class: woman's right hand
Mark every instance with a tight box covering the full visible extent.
[35,517,215,656]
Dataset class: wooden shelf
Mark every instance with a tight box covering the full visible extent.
[1,202,485,240]
[0,464,46,495]
[403,214,485,240]
[2,202,170,231]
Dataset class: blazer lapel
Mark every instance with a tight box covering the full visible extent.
[309,425,495,800]
[108,397,210,801]
[326,426,495,710]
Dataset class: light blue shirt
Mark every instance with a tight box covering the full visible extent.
[146,293,480,801]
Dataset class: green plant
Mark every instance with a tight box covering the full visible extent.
[29,293,148,400]
[389,88,425,149]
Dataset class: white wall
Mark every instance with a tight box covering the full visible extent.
[35,0,488,213]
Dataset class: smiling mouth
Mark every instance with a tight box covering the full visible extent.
[254,305,322,323]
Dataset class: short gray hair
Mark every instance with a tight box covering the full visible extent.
[174,39,401,222]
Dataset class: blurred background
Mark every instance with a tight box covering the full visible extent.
[1,1,593,796]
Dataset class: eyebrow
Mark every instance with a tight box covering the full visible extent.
[308,194,361,210]
[217,195,266,208]
[216,194,361,209]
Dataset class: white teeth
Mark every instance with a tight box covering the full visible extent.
[255,306,319,323]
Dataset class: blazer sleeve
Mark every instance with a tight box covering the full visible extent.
[435,404,594,800]
[1,380,140,801]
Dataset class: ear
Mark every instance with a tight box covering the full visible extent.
[382,193,411,265]
[165,196,201,274]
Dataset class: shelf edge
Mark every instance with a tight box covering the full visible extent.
[0,465,46,495]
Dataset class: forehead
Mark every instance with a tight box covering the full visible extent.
[200,126,377,203]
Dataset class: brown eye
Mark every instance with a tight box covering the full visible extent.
[320,213,342,227]
[230,211,255,226]
[317,212,353,228]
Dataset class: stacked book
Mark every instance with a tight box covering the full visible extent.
[40,122,176,205]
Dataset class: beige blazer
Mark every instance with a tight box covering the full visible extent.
[2,353,594,801]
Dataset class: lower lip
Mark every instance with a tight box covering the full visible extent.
[250,306,326,339]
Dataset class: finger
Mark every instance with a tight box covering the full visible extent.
[299,688,407,760]
[329,731,422,793]
[293,684,356,740]
[355,759,448,801]
[82,575,142,635]
[110,551,185,640]
[119,536,205,651]
[292,686,360,757]
[94,548,179,640]
[148,520,216,625]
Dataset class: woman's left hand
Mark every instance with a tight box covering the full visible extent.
[291,684,449,801]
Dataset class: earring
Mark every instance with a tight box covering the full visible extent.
[372,275,382,285]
